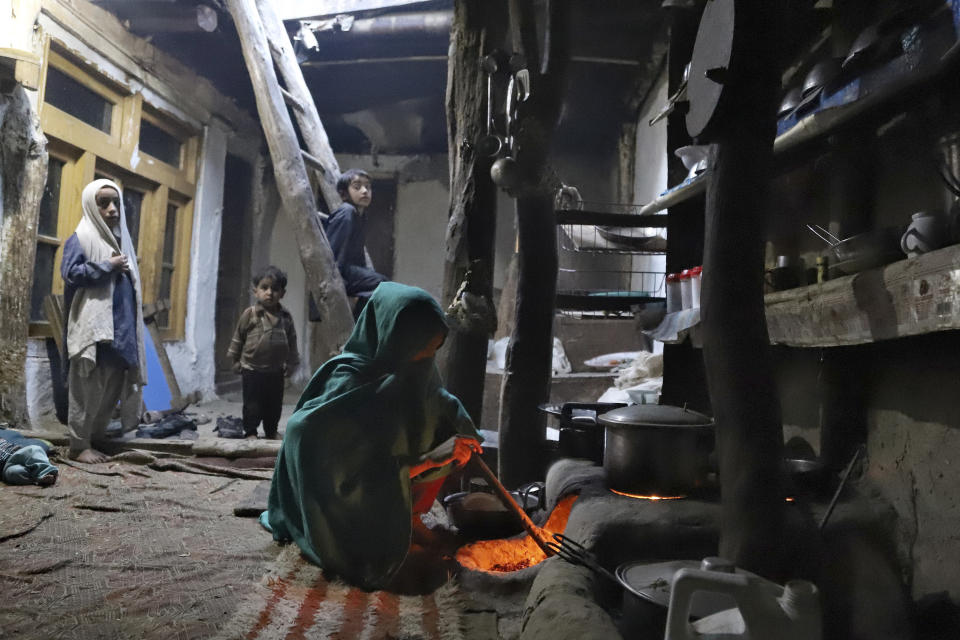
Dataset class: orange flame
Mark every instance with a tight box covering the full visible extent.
[609,488,686,500]
[456,494,578,573]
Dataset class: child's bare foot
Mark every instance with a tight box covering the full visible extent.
[37,472,58,486]
[70,448,109,464]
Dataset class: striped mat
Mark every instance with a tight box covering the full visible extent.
[216,546,467,640]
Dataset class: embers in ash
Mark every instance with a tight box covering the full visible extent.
[609,488,686,500]
[456,494,578,573]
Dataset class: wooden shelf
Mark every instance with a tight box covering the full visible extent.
[765,244,960,347]
[637,172,708,215]
[637,27,960,217]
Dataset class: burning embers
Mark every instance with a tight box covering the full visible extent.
[456,494,578,573]
[609,489,686,500]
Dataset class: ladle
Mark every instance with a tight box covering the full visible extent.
[469,454,555,557]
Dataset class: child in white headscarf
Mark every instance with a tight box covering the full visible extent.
[61,179,147,463]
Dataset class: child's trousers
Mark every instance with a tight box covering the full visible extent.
[241,369,285,437]
[68,358,140,455]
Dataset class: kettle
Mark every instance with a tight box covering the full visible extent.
[664,566,821,640]
[900,211,947,258]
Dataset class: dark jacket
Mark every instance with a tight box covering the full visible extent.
[324,202,387,296]
[227,302,300,373]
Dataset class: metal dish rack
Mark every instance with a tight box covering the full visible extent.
[555,201,667,312]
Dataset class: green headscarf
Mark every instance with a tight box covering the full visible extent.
[261,282,480,589]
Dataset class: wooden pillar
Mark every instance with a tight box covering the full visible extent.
[439,0,503,423]
[699,1,786,575]
[0,83,48,425]
[225,0,355,360]
[498,0,569,487]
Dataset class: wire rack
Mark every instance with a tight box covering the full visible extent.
[555,201,666,312]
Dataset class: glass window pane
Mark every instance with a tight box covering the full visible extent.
[158,267,173,328]
[44,66,113,133]
[38,158,65,237]
[139,120,181,167]
[123,189,144,250]
[163,204,177,263]
[30,243,57,322]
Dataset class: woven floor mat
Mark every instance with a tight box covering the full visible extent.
[217,545,468,640]
[0,460,278,639]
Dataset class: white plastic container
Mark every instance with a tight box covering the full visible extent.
[680,269,693,310]
[690,266,702,308]
[665,565,821,640]
[666,273,682,313]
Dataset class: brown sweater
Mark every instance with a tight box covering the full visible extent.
[227,303,300,374]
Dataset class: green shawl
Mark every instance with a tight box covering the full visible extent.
[261,282,480,589]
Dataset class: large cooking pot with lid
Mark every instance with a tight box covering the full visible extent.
[598,404,714,494]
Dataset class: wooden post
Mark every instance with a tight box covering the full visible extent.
[498,0,569,487]
[438,0,503,423]
[0,84,48,425]
[700,1,786,575]
[225,0,355,360]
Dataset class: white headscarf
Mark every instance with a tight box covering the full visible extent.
[65,179,147,384]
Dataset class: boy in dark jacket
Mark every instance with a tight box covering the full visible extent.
[324,168,387,317]
[227,266,300,439]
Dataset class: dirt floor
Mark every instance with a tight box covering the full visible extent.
[0,397,526,640]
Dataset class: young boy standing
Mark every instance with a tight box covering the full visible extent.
[324,168,387,317]
[227,266,300,439]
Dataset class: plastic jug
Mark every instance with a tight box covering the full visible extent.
[664,566,821,640]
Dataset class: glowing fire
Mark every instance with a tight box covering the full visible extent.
[456,494,578,573]
[609,488,686,500]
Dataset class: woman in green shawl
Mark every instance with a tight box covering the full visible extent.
[260,282,482,590]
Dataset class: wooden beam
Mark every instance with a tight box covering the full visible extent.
[224,0,354,360]
[438,0,503,426]
[700,0,787,576]
[273,0,436,20]
[280,86,304,113]
[0,85,48,425]
[498,0,570,487]
[256,0,342,212]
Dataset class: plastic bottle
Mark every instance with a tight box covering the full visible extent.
[680,269,693,310]
[665,565,821,640]
[690,266,702,308]
[666,273,682,313]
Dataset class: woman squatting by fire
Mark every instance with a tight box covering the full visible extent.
[260,282,483,591]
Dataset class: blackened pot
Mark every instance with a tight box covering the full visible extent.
[599,404,714,495]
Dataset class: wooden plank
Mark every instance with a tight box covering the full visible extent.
[256,0,342,211]
[765,244,960,347]
[280,86,304,113]
[42,295,65,354]
[225,0,354,360]
[142,299,184,406]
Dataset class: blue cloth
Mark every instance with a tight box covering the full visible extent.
[324,202,387,296]
[3,445,58,485]
[61,233,139,371]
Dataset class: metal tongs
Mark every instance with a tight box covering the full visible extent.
[544,532,619,583]
[806,223,842,248]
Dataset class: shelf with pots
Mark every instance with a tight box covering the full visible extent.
[764,241,960,348]
[642,6,960,217]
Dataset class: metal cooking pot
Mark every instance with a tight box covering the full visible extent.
[442,483,543,540]
[599,405,714,495]
[617,557,751,638]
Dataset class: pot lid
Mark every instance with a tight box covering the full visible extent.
[598,404,713,428]
[617,559,753,619]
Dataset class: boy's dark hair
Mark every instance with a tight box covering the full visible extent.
[336,168,371,200]
[252,265,287,290]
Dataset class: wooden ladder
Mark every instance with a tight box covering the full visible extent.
[225,0,354,357]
